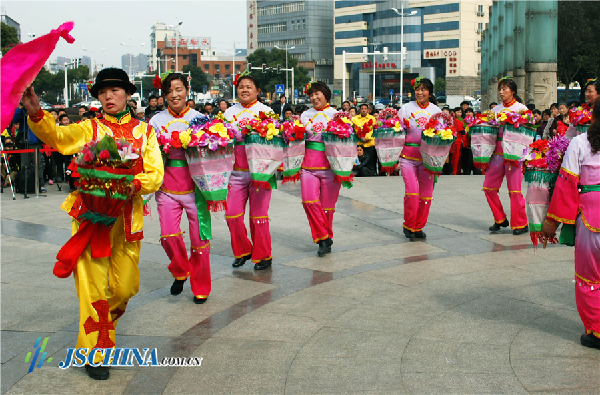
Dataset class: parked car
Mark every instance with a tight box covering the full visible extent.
[39,101,53,110]
[355,96,366,103]
[89,100,102,109]
[436,96,447,104]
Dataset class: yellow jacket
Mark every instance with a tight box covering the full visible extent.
[354,114,376,147]
[28,110,164,242]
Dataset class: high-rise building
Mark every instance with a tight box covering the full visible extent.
[334,0,491,103]
[149,22,178,73]
[80,56,92,70]
[249,0,334,84]
[55,57,71,71]
[121,53,149,75]
[1,7,20,42]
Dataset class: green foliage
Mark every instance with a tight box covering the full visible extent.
[182,64,210,93]
[1,22,20,55]
[557,1,600,99]
[434,77,446,94]
[134,71,159,99]
[246,48,310,95]
[30,66,90,104]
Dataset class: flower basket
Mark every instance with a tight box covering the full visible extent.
[470,125,499,170]
[501,124,536,164]
[373,128,405,173]
[321,132,359,188]
[54,135,139,279]
[186,145,234,212]
[280,119,306,183]
[525,171,553,246]
[420,135,454,174]
[245,134,285,189]
[576,124,589,135]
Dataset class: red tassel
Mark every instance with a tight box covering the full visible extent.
[503,159,520,167]
[530,232,540,246]
[423,168,440,176]
[474,162,490,171]
[380,166,397,174]
[251,180,272,190]
[143,202,151,217]
[333,173,355,184]
[282,173,301,184]
[206,200,227,213]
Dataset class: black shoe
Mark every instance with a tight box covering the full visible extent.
[513,225,529,236]
[580,333,600,349]
[489,219,509,232]
[317,238,333,257]
[403,228,415,239]
[232,254,251,268]
[85,365,110,380]
[194,296,208,305]
[170,278,187,295]
[254,259,272,270]
[414,230,426,239]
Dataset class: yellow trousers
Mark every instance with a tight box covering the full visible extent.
[72,216,140,360]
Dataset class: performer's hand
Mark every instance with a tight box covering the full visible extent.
[395,162,401,171]
[21,86,41,115]
[127,184,136,199]
[541,218,558,240]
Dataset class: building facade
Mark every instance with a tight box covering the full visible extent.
[121,53,148,75]
[334,0,491,102]
[249,0,334,84]
[1,7,20,42]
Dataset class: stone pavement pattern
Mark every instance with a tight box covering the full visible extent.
[2,176,600,394]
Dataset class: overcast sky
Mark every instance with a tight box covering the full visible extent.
[4,0,247,69]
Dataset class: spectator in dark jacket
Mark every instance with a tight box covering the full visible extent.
[12,105,46,192]
[355,145,376,177]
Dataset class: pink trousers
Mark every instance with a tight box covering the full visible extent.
[300,168,341,243]
[400,158,435,232]
[482,154,528,229]
[156,191,211,298]
[575,216,600,338]
[225,170,272,263]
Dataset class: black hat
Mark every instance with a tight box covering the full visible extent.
[90,68,137,98]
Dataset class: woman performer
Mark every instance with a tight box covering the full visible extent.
[483,77,529,235]
[223,75,274,270]
[22,68,163,380]
[149,73,212,304]
[397,77,440,239]
[300,81,339,256]
[580,79,599,110]
[542,96,600,350]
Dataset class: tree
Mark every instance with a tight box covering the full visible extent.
[182,64,210,94]
[135,71,159,100]
[1,22,20,55]
[246,48,311,97]
[434,77,446,95]
[557,1,600,101]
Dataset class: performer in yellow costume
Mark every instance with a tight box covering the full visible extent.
[22,68,164,380]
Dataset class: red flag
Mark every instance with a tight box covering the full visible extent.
[1,22,75,132]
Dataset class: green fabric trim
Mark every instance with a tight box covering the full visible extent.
[332,170,352,177]
[199,189,228,202]
[250,173,278,189]
[496,137,503,141]
[245,134,285,147]
[529,223,543,232]
[78,167,135,182]
[423,164,444,173]
[305,141,325,151]
[166,159,188,168]
[559,223,575,247]
[282,168,301,177]
[405,142,420,147]
[576,125,589,133]
[194,185,212,240]
[81,189,128,200]
[580,184,600,193]
[78,210,118,226]
[524,169,558,185]
[321,133,358,143]
[470,126,499,135]
[473,157,492,163]
[379,161,397,167]
[235,140,246,146]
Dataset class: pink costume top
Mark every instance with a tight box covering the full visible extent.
[150,106,206,194]
[491,99,528,154]
[300,105,338,169]
[400,101,441,161]
[223,100,272,171]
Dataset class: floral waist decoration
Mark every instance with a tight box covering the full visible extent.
[569,106,592,126]
[422,112,455,140]
[497,109,535,128]
[523,139,549,169]
[280,119,306,144]
[522,134,569,173]
[325,111,354,138]
[467,111,502,128]
[377,108,406,132]
[156,115,210,155]
[352,115,377,139]
[244,111,280,140]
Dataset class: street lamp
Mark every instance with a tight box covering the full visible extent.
[120,42,145,77]
[222,49,243,101]
[169,21,183,72]
[274,44,295,98]
[158,55,175,75]
[391,7,417,105]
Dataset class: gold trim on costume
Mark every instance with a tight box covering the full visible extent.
[547,213,576,225]
[508,190,522,194]
[575,272,600,284]
[235,252,252,259]
[302,199,319,204]
[302,166,330,170]
[323,208,335,211]
[313,235,329,243]
[511,224,527,230]
[405,193,419,196]
[581,213,600,232]
[192,243,210,251]
[163,118,189,129]
[160,186,195,195]
[233,166,250,171]
[560,167,580,178]
[403,224,422,232]
[174,273,190,280]
[419,197,433,200]
[225,213,244,219]
[195,295,209,299]
[252,255,272,264]
[250,215,269,219]
[161,232,183,239]
[400,154,422,161]
[495,217,508,224]
[482,187,499,191]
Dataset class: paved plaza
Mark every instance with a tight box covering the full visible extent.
[1,175,599,394]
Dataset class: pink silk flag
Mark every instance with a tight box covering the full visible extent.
[0,21,75,132]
